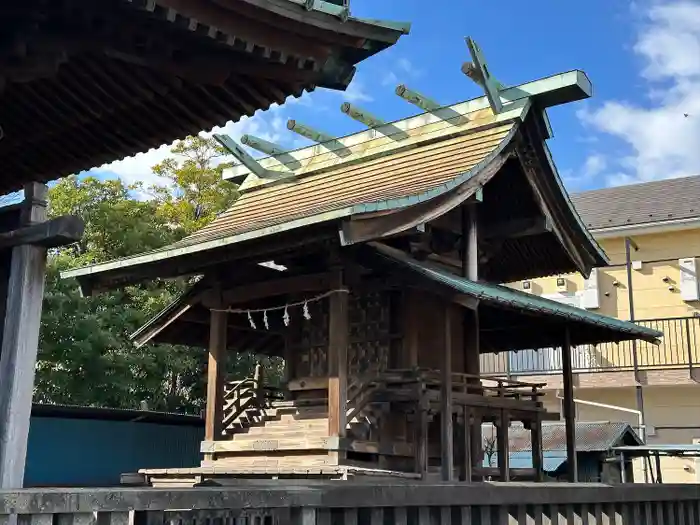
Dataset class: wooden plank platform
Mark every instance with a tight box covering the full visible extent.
[137,465,421,487]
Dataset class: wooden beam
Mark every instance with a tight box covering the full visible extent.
[0,183,49,488]
[481,216,551,241]
[440,308,454,481]
[204,272,333,308]
[204,309,227,458]
[327,270,348,439]
[0,216,84,250]
[561,325,577,482]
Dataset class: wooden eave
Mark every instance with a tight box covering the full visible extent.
[0,0,408,194]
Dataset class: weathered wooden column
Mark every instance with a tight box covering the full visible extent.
[204,309,227,461]
[496,409,510,481]
[531,412,544,481]
[440,309,454,481]
[561,325,577,482]
[414,381,429,478]
[327,269,348,441]
[461,201,482,480]
[0,184,82,488]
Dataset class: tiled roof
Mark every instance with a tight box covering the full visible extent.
[485,421,643,453]
[572,175,700,230]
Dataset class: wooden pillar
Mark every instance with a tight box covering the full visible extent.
[414,382,429,478]
[440,308,454,481]
[531,414,544,481]
[461,203,482,480]
[205,309,227,454]
[561,325,577,482]
[496,410,510,481]
[403,290,420,368]
[327,270,348,438]
[460,407,473,481]
[0,184,49,488]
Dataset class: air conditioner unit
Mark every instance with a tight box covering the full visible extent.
[581,268,601,309]
[555,277,569,292]
[679,258,700,302]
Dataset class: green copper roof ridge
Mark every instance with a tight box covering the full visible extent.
[281,0,411,36]
[349,16,412,34]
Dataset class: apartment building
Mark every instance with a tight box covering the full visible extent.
[482,175,700,482]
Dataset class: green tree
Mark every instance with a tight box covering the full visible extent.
[150,136,239,234]
[35,138,250,413]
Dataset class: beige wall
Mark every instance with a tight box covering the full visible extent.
[521,230,700,319]
[541,385,700,483]
[505,229,700,370]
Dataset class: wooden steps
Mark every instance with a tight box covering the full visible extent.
[206,399,338,469]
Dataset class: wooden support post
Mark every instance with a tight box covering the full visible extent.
[531,414,544,482]
[496,410,510,481]
[561,325,577,482]
[0,184,49,489]
[403,290,420,368]
[414,382,429,479]
[204,309,227,459]
[461,203,483,480]
[460,407,473,481]
[441,309,454,481]
[327,270,348,439]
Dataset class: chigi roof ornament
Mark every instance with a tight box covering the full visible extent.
[461,37,505,114]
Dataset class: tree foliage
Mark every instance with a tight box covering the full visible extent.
[35,136,264,414]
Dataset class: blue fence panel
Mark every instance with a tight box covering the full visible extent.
[25,416,203,487]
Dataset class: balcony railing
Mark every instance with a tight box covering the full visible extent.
[481,316,700,377]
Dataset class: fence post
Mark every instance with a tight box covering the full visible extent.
[294,508,318,525]
[685,317,695,374]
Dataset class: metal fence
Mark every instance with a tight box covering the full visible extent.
[1,483,699,525]
[481,316,700,376]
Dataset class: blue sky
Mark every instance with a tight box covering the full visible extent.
[94,0,700,194]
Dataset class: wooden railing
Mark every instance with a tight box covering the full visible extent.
[221,364,283,434]
[482,316,700,377]
[1,483,699,524]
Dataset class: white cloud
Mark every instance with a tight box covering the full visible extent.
[578,1,700,186]
[397,57,421,77]
[341,80,374,103]
[563,153,609,189]
[382,71,399,87]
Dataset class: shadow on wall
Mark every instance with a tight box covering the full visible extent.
[25,414,203,487]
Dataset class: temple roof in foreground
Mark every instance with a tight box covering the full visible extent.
[63,69,609,291]
[0,0,408,193]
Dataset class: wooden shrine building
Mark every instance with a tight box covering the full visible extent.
[64,50,662,485]
[0,0,407,489]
